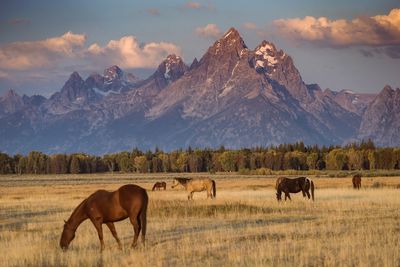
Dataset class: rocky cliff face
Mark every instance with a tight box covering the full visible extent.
[0,89,26,116]
[358,86,400,146]
[0,27,397,154]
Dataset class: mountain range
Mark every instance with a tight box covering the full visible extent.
[0,28,398,154]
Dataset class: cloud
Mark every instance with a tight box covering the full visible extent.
[86,36,182,68]
[0,32,182,84]
[243,22,257,30]
[195,24,222,39]
[0,31,86,70]
[274,8,400,58]
[185,2,201,9]
[147,8,160,16]
[182,2,215,11]
[0,32,182,72]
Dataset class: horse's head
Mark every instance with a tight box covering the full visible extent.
[276,192,282,201]
[171,178,180,189]
[60,220,75,251]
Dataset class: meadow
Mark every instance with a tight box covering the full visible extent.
[1,173,400,267]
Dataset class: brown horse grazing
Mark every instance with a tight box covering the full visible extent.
[171,178,216,200]
[276,177,314,201]
[352,174,362,189]
[152,181,167,191]
[60,184,148,251]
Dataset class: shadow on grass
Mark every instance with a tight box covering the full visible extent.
[150,202,275,218]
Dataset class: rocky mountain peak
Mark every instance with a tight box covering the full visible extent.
[3,89,19,98]
[156,54,188,83]
[206,27,247,58]
[103,65,124,83]
[54,71,91,104]
[358,85,400,146]
[190,57,199,70]
[381,85,394,95]
[70,71,83,80]
[222,27,241,41]
[64,72,84,88]
[0,89,24,115]
[253,40,286,74]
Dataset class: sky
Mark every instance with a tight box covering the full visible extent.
[0,0,399,97]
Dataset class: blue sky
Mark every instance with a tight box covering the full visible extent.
[0,0,399,96]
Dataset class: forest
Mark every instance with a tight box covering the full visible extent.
[0,140,399,175]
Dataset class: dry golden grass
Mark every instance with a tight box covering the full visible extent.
[1,173,400,266]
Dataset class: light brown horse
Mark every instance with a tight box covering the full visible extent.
[276,177,315,201]
[352,174,362,189]
[171,178,216,200]
[60,184,148,251]
[152,181,167,191]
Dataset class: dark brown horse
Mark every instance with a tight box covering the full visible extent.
[152,181,166,191]
[171,178,216,200]
[352,174,362,189]
[276,177,314,201]
[60,184,148,251]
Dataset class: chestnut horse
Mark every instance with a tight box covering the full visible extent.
[352,174,362,189]
[60,184,148,251]
[171,178,216,200]
[152,181,167,191]
[276,177,314,201]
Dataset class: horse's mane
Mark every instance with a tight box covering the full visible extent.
[174,177,192,185]
[67,198,88,223]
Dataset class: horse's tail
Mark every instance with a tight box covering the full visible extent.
[212,180,216,198]
[140,190,148,245]
[310,179,315,201]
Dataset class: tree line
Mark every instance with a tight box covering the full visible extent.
[0,140,399,175]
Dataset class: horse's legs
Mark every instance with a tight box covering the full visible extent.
[285,192,291,201]
[129,214,141,248]
[188,191,194,200]
[305,190,311,199]
[106,222,122,250]
[301,189,306,197]
[90,218,105,251]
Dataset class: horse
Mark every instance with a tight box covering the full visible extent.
[352,174,362,189]
[171,177,216,200]
[276,177,314,201]
[60,184,148,251]
[152,181,167,191]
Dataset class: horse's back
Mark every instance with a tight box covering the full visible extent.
[278,177,308,193]
[190,178,212,190]
[118,184,148,211]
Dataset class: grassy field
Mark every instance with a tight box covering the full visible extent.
[1,173,400,267]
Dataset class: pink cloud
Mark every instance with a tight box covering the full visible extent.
[87,36,182,68]
[274,8,400,48]
[0,32,182,72]
[243,22,257,30]
[0,31,86,70]
[195,24,222,39]
[185,2,201,9]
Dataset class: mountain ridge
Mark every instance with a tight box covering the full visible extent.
[1,27,398,154]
